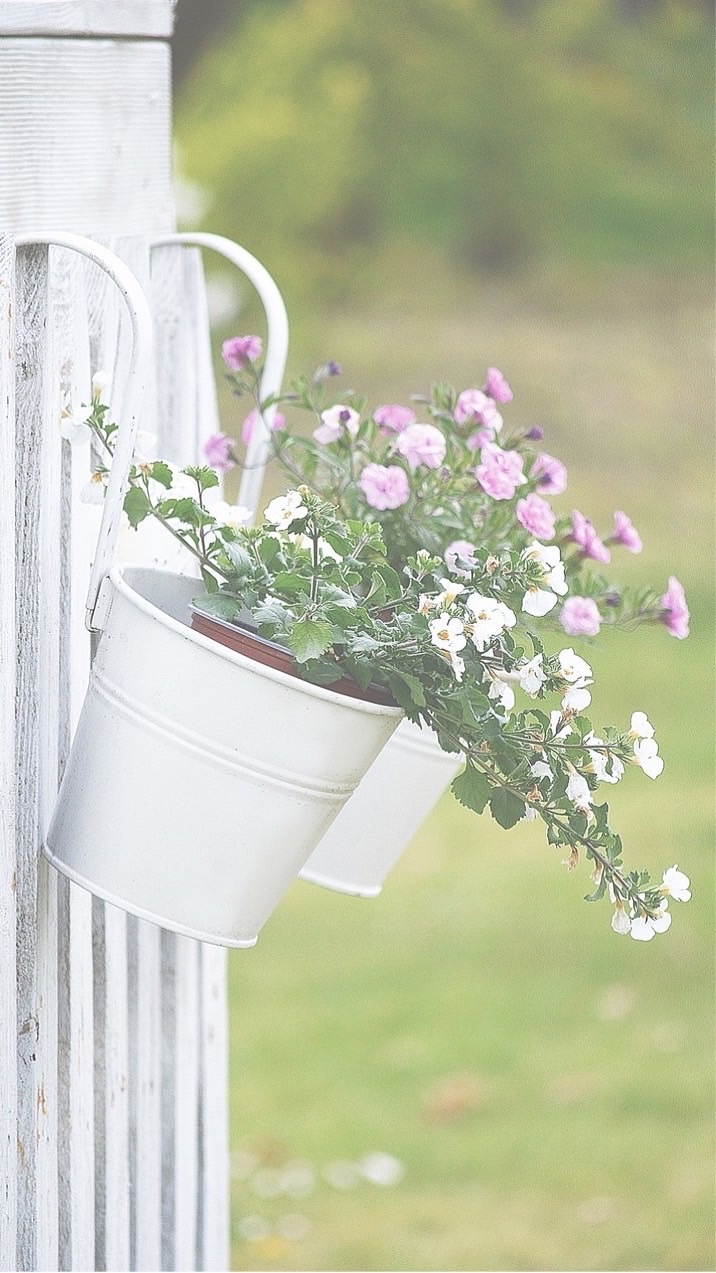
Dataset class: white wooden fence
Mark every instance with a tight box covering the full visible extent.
[1,4,230,1269]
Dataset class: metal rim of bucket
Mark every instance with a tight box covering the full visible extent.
[110,564,404,718]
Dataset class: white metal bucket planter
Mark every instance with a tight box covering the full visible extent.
[41,232,403,947]
[47,564,402,946]
[299,720,463,896]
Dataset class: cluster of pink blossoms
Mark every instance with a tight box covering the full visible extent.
[203,335,691,644]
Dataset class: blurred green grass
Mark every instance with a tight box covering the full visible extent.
[224,265,714,1271]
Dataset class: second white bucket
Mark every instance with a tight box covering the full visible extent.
[299,719,463,897]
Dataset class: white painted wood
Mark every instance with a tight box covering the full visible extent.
[0,39,174,235]
[129,921,163,1273]
[0,232,18,1273]
[172,939,201,1272]
[14,244,54,1273]
[53,246,97,1273]
[2,8,231,1270]
[0,1,175,37]
[198,945,229,1273]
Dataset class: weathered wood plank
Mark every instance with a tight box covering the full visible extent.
[198,945,229,1273]
[53,246,97,1273]
[93,900,131,1273]
[0,39,174,236]
[0,232,18,1273]
[14,244,56,1273]
[129,920,163,1273]
[0,1,176,37]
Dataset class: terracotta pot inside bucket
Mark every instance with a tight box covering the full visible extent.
[189,608,396,708]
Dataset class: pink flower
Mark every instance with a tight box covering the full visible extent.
[660,576,690,639]
[359,463,410,510]
[373,403,416,434]
[444,539,477,575]
[484,367,513,404]
[394,423,446,470]
[203,432,236,473]
[610,510,642,554]
[221,335,263,370]
[240,409,286,446]
[570,510,611,563]
[531,452,568,496]
[313,403,361,444]
[466,428,493,451]
[454,389,502,435]
[515,493,556,541]
[559,597,602,637]
[475,443,526,501]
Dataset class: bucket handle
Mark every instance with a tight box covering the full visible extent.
[15,233,154,632]
[150,233,289,520]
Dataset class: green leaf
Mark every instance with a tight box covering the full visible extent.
[451,765,491,814]
[192,593,241,622]
[200,568,220,593]
[123,485,152,529]
[584,871,609,903]
[149,460,174,489]
[184,464,220,492]
[286,618,334,663]
[489,788,526,830]
[273,571,311,595]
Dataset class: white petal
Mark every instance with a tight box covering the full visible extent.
[522,587,557,617]
[611,908,631,935]
[562,685,591,712]
[630,917,656,941]
[650,909,672,934]
[630,711,655,739]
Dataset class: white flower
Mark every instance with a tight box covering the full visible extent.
[418,594,437,615]
[80,470,107,504]
[557,648,593,683]
[264,490,308,530]
[549,710,572,741]
[633,736,664,779]
[429,613,467,654]
[488,677,515,714]
[565,767,592,812]
[630,901,672,941]
[465,593,516,650]
[661,865,691,902]
[521,542,568,616]
[211,500,252,531]
[611,905,632,936]
[531,759,553,782]
[522,587,559,617]
[562,683,592,712]
[60,405,92,445]
[629,711,655,739]
[163,464,200,499]
[585,731,624,785]
[91,370,111,403]
[446,650,465,682]
[133,430,157,464]
[516,653,547,697]
[436,578,466,607]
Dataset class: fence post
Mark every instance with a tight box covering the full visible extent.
[0,4,230,1269]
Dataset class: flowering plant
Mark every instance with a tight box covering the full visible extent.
[67,355,692,942]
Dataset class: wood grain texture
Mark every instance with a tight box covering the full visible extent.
[3,14,232,1264]
[0,39,174,235]
[0,1,175,37]
[14,244,52,1273]
[0,232,18,1273]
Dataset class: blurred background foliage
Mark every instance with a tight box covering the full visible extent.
[175,0,712,303]
[173,2,714,1270]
